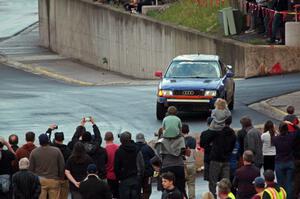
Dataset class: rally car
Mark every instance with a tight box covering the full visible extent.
[155,54,235,120]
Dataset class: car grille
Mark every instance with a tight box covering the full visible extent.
[173,90,205,96]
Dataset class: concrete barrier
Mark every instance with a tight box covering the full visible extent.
[39,0,300,78]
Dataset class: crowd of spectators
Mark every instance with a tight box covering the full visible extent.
[0,101,299,199]
[244,0,300,44]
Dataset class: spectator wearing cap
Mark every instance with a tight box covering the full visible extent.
[65,142,94,199]
[217,178,235,199]
[79,164,112,199]
[8,134,19,152]
[12,157,41,199]
[162,106,182,138]
[262,170,287,199]
[114,131,145,199]
[104,131,119,199]
[135,133,155,199]
[207,117,236,198]
[45,124,72,162]
[29,133,65,199]
[200,117,215,181]
[244,117,263,169]
[45,124,71,199]
[182,124,197,199]
[0,136,16,198]
[251,177,265,199]
[16,131,36,161]
[233,150,260,199]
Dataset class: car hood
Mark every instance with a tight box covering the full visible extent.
[160,78,222,90]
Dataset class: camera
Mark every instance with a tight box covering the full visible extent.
[54,125,58,130]
[84,117,91,122]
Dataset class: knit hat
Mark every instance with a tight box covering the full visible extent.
[253,177,265,188]
[87,164,97,174]
[136,133,145,143]
[19,157,30,170]
[39,134,49,145]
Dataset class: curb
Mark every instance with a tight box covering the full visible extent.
[249,100,287,121]
[0,56,96,86]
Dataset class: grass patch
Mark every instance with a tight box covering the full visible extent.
[147,0,229,33]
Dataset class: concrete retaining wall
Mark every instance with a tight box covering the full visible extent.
[39,0,300,78]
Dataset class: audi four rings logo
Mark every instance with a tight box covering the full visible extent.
[182,91,195,95]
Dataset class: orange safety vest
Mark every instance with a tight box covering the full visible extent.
[264,187,287,199]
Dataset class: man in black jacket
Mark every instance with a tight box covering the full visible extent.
[135,133,155,199]
[114,131,144,199]
[200,117,214,181]
[45,124,72,199]
[12,157,41,199]
[207,116,236,198]
[79,164,112,199]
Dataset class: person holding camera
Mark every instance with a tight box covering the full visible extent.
[74,117,107,180]
[45,124,72,199]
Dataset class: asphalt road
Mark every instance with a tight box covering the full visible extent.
[0,0,38,38]
[1,63,300,143]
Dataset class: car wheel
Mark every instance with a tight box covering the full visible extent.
[228,94,234,110]
[156,102,166,120]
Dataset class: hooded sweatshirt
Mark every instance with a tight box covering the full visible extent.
[209,126,236,162]
[16,143,36,160]
[114,141,144,181]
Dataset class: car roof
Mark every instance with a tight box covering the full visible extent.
[172,54,220,62]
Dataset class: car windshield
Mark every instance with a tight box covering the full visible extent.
[165,61,221,78]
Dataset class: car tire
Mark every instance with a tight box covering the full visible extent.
[228,94,234,110]
[156,102,166,120]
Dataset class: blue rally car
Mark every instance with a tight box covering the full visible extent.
[155,54,235,120]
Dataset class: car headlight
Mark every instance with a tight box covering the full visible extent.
[204,90,217,96]
[158,90,173,97]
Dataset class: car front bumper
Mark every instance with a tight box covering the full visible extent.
[157,97,217,112]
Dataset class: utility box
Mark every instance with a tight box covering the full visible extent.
[218,8,245,35]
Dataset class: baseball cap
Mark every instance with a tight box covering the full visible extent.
[253,177,265,188]
[87,164,97,174]
[136,133,145,143]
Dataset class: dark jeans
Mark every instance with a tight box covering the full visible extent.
[294,160,300,199]
[275,161,294,199]
[70,190,82,199]
[271,13,285,42]
[119,176,139,199]
[108,179,119,199]
[140,176,152,199]
[208,161,230,198]
[204,162,210,181]
[263,155,275,171]
[161,166,187,198]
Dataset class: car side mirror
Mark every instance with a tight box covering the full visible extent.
[154,71,163,78]
[226,71,234,78]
